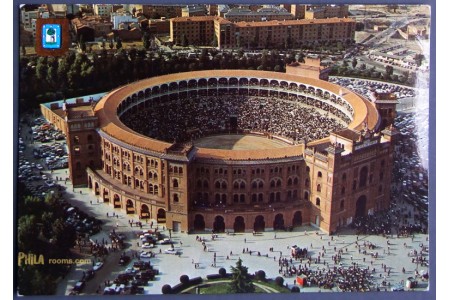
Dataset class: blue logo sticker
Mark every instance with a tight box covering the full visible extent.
[42,24,61,49]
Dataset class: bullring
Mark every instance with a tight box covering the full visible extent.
[41,70,396,234]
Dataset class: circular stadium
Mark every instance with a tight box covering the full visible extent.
[89,70,382,233]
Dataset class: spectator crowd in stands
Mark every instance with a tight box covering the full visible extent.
[121,95,345,144]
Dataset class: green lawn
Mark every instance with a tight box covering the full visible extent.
[182,280,290,294]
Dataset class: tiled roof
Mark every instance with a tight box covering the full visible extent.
[235,17,354,27]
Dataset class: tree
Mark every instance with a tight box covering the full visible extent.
[116,37,122,50]
[275,276,284,287]
[78,34,86,52]
[161,284,172,294]
[229,258,255,293]
[255,270,266,281]
[414,54,425,67]
[142,32,151,50]
[352,57,358,69]
[384,65,394,80]
[180,275,190,284]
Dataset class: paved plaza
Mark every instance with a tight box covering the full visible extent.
[47,165,429,295]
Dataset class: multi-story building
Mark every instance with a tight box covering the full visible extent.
[181,4,207,17]
[111,12,138,30]
[71,16,113,41]
[304,4,349,19]
[141,5,184,19]
[93,4,113,17]
[41,70,396,234]
[234,18,355,49]
[170,16,218,46]
[224,6,294,22]
[170,16,355,49]
[148,18,171,35]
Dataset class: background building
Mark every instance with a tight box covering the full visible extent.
[224,6,294,22]
[93,4,113,17]
[170,16,356,49]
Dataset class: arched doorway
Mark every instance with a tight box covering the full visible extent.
[355,195,367,218]
[157,208,166,223]
[103,189,109,202]
[126,199,135,214]
[113,194,121,208]
[194,214,205,231]
[140,204,150,219]
[213,216,225,233]
[273,214,285,230]
[292,211,302,227]
[233,216,245,233]
[253,215,265,232]
[94,182,100,195]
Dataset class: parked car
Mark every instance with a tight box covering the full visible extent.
[158,238,172,245]
[140,251,154,258]
[164,248,179,255]
[73,281,85,293]
[141,242,154,249]
[93,262,104,271]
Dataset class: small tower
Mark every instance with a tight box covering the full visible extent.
[369,91,398,130]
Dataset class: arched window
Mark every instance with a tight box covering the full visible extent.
[276,179,282,187]
[305,178,310,187]
[258,181,263,188]
[221,182,227,189]
[316,197,321,206]
[234,181,239,189]
[240,181,246,189]
[252,194,257,202]
[173,194,179,202]
[288,178,293,186]
[215,194,221,203]
[215,181,221,189]
[173,179,179,188]
[233,194,239,203]
[317,184,321,192]
[293,177,299,185]
[318,171,322,178]
[258,194,263,202]
[239,194,245,203]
